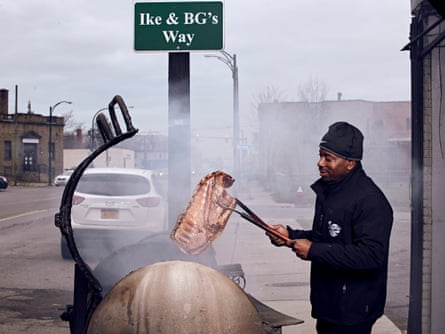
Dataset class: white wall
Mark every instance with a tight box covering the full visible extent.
[63,148,135,170]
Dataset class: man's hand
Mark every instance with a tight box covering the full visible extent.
[266,225,312,260]
[290,239,312,260]
[266,224,289,247]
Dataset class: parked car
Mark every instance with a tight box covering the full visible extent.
[61,168,167,259]
[54,170,74,186]
[0,176,8,190]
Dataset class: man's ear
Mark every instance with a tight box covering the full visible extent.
[346,160,357,171]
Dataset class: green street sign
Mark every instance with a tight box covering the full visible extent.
[134,2,223,51]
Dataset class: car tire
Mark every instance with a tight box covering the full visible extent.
[61,238,71,260]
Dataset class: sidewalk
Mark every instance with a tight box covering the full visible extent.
[212,182,402,334]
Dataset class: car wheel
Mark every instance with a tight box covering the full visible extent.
[61,238,71,260]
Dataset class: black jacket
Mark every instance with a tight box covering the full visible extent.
[287,164,393,325]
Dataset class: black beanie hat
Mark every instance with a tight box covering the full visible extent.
[319,122,363,161]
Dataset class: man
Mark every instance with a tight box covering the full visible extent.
[267,121,393,334]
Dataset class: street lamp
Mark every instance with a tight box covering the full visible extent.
[91,107,108,151]
[49,100,72,185]
[205,51,240,182]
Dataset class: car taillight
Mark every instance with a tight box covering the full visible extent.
[72,195,85,205]
[137,197,161,207]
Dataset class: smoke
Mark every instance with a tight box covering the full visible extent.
[68,96,410,302]
[71,147,229,293]
[257,100,411,205]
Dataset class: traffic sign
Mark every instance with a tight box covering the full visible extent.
[134,2,224,51]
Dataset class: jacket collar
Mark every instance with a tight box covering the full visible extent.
[311,162,363,197]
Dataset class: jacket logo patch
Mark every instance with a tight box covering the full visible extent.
[328,221,341,237]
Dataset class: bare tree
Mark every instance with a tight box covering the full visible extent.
[297,76,329,136]
[248,85,287,132]
[248,86,288,185]
[61,110,84,134]
[297,76,328,103]
[251,85,287,111]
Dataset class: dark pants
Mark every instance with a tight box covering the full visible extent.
[316,319,375,334]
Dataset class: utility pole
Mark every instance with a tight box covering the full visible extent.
[205,51,240,186]
[48,100,72,185]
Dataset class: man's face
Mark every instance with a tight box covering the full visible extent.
[317,148,356,182]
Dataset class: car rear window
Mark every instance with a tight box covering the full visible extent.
[77,173,151,196]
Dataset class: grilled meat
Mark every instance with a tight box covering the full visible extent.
[171,170,236,255]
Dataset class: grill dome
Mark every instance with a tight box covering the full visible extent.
[87,260,265,334]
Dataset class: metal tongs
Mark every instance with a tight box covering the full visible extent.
[217,198,292,246]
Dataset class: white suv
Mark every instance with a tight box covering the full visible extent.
[61,168,167,259]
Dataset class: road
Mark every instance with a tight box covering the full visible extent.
[0,186,72,334]
[0,185,410,333]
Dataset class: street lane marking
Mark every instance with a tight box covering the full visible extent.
[0,209,50,222]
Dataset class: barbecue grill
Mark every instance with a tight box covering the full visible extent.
[55,95,302,333]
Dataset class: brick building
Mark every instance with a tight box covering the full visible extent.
[0,88,64,184]
[405,1,445,333]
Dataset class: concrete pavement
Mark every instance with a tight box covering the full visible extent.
[212,182,402,334]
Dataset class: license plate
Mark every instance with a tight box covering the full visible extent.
[101,209,119,219]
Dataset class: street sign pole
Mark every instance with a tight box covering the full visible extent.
[134,1,224,227]
[168,52,191,229]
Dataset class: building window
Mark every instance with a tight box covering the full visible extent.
[4,140,12,161]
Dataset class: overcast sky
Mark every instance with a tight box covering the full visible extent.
[0,0,412,137]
